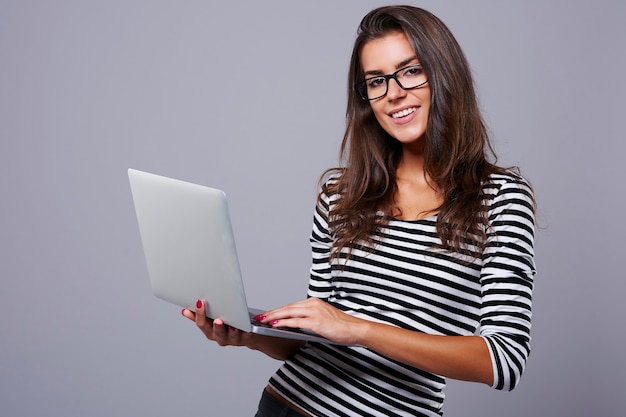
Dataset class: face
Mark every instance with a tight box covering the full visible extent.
[360,32,431,149]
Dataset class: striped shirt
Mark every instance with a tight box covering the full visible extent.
[268,172,536,416]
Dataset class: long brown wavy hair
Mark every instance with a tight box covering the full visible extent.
[322,5,511,260]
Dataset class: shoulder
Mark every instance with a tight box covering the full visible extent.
[482,171,536,225]
[482,171,533,194]
[318,169,343,204]
[482,171,535,204]
[320,169,343,188]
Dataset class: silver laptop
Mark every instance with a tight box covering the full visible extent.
[128,168,337,344]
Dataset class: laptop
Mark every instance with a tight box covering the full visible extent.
[128,168,338,345]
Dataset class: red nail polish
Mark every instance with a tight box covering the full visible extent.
[269,320,279,326]
[181,308,186,316]
[253,314,266,321]
[196,299,202,309]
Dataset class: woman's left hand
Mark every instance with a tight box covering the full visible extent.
[257,298,495,385]
[255,298,368,346]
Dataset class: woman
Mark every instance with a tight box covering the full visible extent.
[183,5,536,416]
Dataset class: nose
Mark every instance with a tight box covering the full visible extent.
[386,77,406,100]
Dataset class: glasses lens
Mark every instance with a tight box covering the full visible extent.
[396,65,427,89]
[363,76,387,100]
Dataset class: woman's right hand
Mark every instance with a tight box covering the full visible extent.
[181,299,255,347]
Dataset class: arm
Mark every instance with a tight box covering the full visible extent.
[181,300,305,361]
[258,175,535,388]
[476,176,536,390]
[361,323,494,384]
[257,297,494,385]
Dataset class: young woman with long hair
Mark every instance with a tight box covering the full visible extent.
[183,5,536,416]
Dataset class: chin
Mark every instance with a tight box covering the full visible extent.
[392,131,426,146]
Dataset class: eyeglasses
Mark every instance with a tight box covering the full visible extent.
[355,64,428,101]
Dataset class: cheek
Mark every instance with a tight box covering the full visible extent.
[369,103,388,125]
[421,103,431,122]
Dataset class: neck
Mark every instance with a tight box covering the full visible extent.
[396,142,426,180]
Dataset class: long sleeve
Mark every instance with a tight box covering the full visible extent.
[479,175,536,390]
[308,188,334,300]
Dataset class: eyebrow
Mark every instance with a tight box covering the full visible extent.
[363,56,420,77]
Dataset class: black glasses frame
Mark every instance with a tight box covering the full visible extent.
[354,65,428,101]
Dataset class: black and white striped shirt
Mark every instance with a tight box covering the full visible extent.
[269,173,536,416]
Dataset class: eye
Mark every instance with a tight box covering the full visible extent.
[366,76,386,89]
[402,65,424,77]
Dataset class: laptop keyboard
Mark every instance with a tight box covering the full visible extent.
[249,313,309,334]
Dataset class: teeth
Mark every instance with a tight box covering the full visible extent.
[392,107,416,118]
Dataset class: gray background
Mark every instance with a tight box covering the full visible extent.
[1,0,624,415]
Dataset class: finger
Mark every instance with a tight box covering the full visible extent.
[266,305,314,323]
[212,318,229,346]
[227,325,241,344]
[226,324,254,347]
[252,311,268,322]
[194,299,218,340]
[181,308,196,321]
[269,317,309,330]
[194,299,208,327]
[263,298,322,320]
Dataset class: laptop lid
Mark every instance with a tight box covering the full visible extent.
[128,168,253,331]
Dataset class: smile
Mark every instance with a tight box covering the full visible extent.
[391,107,417,119]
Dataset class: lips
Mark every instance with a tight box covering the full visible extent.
[391,107,417,119]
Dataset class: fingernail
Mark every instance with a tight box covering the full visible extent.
[214,321,222,327]
[253,314,266,321]
[181,308,186,316]
[196,299,202,309]
[269,320,279,326]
